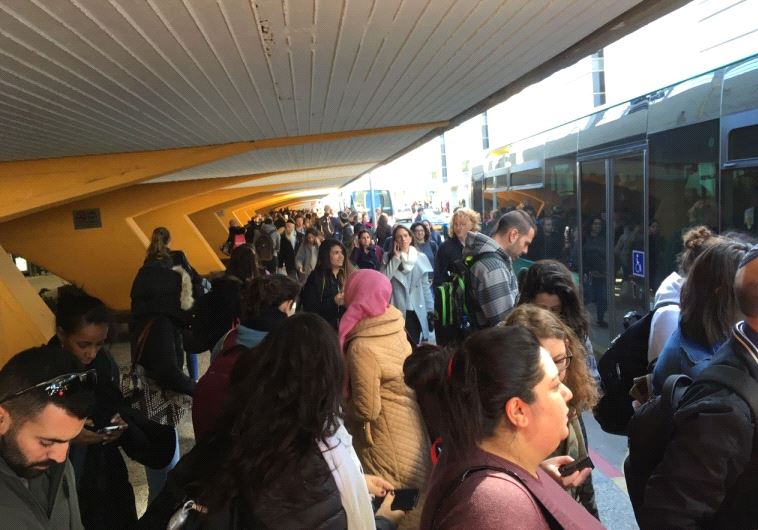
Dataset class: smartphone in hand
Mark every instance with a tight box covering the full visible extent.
[391,488,420,511]
[558,456,594,477]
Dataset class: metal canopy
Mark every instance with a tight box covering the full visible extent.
[0,0,684,194]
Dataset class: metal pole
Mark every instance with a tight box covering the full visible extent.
[368,172,376,223]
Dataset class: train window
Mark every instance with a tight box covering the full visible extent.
[728,125,758,161]
[722,167,758,237]
[511,167,543,188]
[649,119,719,291]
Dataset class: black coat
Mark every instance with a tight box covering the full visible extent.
[48,339,175,529]
[279,232,303,275]
[206,275,244,349]
[639,325,758,529]
[130,261,195,395]
[301,269,344,330]
[433,237,463,287]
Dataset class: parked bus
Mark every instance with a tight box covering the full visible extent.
[471,53,758,346]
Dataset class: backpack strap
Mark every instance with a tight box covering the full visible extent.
[696,365,758,427]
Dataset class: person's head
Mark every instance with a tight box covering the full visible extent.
[677,225,717,277]
[206,314,344,510]
[377,213,389,230]
[492,210,536,259]
[324,205,333,216]
[735,246,758,325]
[284,219,295,235]
[541,216,555,235]
[227,244,261,282]
[357,229,372,250]
[410,222,429,244]
[0,347,94,478]
[229,219,240,228]
[294,215,304,229]
[362,212,369,223]
[145,226,171,262]
[589,216,603,237]
[392,225,413,252]
[304,227,319,246]
[501,305,598,415]
[422,219,434,234]
[274,218,286,233]
[339,269,392,349]
[54,286,110,366]
[242,275,301,321]
[448,208,481,241]
[681,240,749,347]
[317,238,349,275]
[517,260,590,340]
[441,326,572,463]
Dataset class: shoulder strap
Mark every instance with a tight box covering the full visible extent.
[696,365,758,424]
[131,319,156,368]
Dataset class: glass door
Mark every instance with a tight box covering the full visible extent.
[580,150,648,349]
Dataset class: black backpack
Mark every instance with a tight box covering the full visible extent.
[625,365,758,523]
[594,303,677,435]
[433,252,494,346]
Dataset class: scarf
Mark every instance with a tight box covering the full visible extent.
[338,269,392,351]
[385,245,419,278]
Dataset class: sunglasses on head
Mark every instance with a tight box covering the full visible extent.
[0,370,97,405]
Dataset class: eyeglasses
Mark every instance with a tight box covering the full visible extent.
[0,370,97,405]
[553,350,573,373]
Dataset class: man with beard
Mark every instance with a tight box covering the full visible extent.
[0,346,94,529]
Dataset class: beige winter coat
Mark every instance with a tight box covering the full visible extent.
[344,305,431,519]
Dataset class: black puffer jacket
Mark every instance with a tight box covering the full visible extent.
[639,323,758,529]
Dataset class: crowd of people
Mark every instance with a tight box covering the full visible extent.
[2,202,758,530]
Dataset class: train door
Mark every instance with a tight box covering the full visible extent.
[579,147,649,347]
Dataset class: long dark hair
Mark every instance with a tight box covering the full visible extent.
[227,244,261,282]
[680,240,748,346]
[518,260,590,340]
[387,224,412,260]
[200,313,345,511]
[441,326,543,458]
[55,285,110,335]
[316,238,352,281]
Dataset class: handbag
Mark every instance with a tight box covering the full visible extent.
[120,320,192,427]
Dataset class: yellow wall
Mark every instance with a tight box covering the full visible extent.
[0,245,55,366]
[0,176,255,310]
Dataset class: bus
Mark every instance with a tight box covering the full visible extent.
[471,53,758,346]
[349,189,395,220]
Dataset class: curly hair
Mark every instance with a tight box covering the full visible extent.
[447,208,481,237]
[678,225,718,276]
[517,260,590,341]
[502,305,598,415]
[198,313,345,512]
[242,275,301,322]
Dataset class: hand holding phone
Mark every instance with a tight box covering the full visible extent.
[558,456,594,477]
[390,488,420,511]
[98,424,127,434]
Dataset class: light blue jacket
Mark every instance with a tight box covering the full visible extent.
[383,249,434,339]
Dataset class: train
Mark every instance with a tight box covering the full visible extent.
[470,53,758,346]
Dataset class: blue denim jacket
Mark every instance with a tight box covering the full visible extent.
[652,327,723,394]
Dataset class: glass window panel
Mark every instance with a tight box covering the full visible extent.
[728,125,758,161]
[722,167,758,238]
[648,120,719,291]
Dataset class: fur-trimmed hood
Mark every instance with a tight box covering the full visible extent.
[172,265,194,310]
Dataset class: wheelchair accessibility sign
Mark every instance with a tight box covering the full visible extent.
[632,250,645,278]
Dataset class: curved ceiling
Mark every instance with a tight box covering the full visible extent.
[0,0,685,194]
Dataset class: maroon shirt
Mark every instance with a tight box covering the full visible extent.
[420,447,604,530]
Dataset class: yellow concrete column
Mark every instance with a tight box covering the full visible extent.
[0,245,55,366]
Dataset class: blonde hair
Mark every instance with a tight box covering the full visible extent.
[448,208,481,237]
[501,304,599,414]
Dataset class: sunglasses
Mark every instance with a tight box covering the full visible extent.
[0,370,97,405]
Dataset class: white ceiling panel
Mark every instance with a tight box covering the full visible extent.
[0,0,680,188]
[147,127,432,182]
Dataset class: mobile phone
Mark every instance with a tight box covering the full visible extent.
[98,425,127,434]
[558,456,594,477]
[391,488,420,511]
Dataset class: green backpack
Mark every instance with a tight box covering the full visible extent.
[433,252,494,346]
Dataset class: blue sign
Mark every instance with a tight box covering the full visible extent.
[632,250,645,278]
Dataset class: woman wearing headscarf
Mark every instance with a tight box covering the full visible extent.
[340,269,431,528]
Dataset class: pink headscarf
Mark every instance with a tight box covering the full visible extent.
[339,269,392,351]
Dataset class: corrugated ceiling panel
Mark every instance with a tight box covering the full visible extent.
[147,127,432,182]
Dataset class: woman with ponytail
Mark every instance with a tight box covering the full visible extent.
[192,275,300,441]
[340,269,431,528]
[420,326,603,530]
